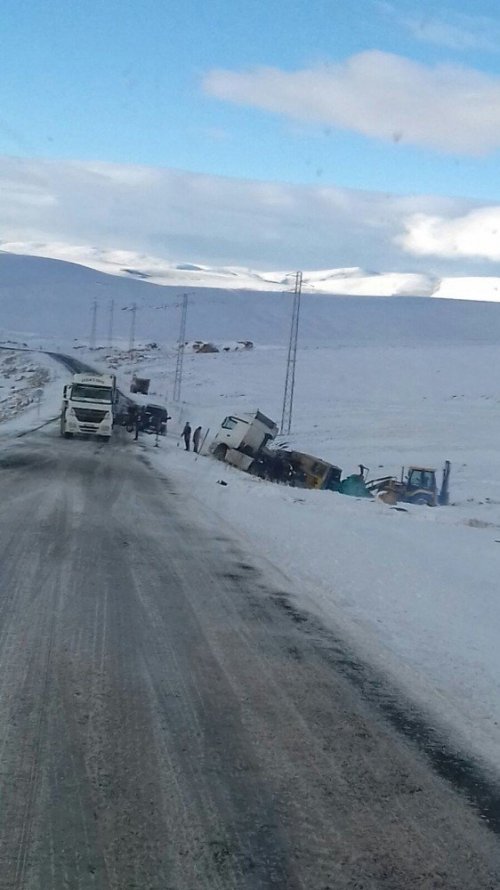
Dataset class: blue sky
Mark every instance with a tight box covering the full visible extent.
[2,0,500,197]
[3,0,500,271]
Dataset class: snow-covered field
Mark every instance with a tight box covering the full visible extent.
[3,251,500,778]
[0,349,64,437]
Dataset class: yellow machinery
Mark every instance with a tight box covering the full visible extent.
[368,461,451,506]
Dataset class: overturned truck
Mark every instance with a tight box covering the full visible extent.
[211,412,451,505]
[212,411,278,470]
[211,411,342,490]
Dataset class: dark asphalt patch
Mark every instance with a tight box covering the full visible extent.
[268,588,500,837]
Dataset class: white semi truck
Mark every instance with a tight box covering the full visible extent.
[211,410,278,470]
[60,373,116,441]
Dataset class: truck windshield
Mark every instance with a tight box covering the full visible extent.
[222,416,246,429]
[72,385,112,403]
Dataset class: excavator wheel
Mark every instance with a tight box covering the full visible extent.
[413,494,433,506]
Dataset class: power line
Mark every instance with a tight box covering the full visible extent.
[280,271,302,435]
[173,293,189,403]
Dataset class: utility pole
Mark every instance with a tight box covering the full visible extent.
[89,299,98,350]
[173,293,189,403]
[108,299,114,348]
[280,271,303,435]
[128,302,137,352]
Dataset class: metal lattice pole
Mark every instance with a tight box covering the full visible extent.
[173,293,189,402]
[108,299,114,348]
[280,271,303,435]
[128,303,137,352]
[89,299,98,350]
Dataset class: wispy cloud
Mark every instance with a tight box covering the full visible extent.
[404,15,500,52]
[203,52,500,155]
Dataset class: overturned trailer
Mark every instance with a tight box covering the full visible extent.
[251,448,342,491]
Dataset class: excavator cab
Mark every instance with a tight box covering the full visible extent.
[405,467,437,505]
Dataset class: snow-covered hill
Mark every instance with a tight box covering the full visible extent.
[3,240,500,301]
[4,249,500,348]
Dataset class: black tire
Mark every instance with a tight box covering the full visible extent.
[213,444,228,461]
[63,432,73,439]
[413,494,432,506]
[248,461,265,479]
[100,436,111,443]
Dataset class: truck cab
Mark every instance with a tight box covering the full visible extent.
[212,411,278,460]
[61,373,115,441]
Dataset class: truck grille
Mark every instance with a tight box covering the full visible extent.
[73,408,107,424]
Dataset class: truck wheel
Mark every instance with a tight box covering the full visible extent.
[63,432,73,439]
[249,461,264,478]
[213,444,227,461]
[100,436,111,443]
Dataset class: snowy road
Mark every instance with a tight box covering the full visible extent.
[0,428,499,889]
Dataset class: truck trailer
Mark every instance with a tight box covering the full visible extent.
[60,373,116,441]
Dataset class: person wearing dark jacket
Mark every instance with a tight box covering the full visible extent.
[193,426,202,453]
[182,422,192,451]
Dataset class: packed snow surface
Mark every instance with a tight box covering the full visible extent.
[3,251,500,778]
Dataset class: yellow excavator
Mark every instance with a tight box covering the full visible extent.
[366,461,451,506]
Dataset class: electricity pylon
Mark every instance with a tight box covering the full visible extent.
[173,293,189,402]
[89,299,98,350]
[280,271,302,435]
[108,299,114,348]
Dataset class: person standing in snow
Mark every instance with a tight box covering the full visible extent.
[182,422,192,451]
[134,408,145,441]
[193,426,202,453]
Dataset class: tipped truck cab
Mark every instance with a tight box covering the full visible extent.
[212,410,278,461]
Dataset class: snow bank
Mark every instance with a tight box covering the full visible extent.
[0,350,65,438]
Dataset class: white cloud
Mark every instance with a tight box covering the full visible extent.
[203,52,500,155]
[398,207,500,260]
[0,154,493,274]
